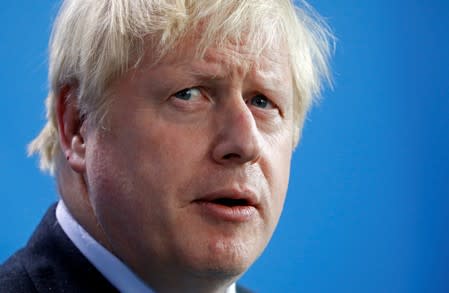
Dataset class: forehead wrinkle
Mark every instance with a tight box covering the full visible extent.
[185,62,225,81]
[145,41,290,95]
[203,46,254,77]
[248,52,291,88]
[183,55,291,104]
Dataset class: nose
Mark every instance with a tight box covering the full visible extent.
[212,97,262,166]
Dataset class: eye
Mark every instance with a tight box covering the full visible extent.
[173,87,202,101]
[249,94,276,109]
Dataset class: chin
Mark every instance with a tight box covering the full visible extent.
[186,260,249,282]
[180,237,262,280]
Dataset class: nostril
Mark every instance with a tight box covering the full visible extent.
[223,153,240,160]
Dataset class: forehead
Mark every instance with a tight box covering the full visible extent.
[203,45,290,81]
[142,34,292,87]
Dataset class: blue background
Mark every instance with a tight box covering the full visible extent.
[1,1,448,292]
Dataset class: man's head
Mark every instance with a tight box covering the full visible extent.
[29,0,332,291]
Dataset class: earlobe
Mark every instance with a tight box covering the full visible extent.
[56,84,87,173]
[67,134,86,173]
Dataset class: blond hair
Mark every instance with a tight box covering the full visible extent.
[29,0,333,174]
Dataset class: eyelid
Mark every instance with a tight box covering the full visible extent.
[248,94,277,109]
[261,95,276,108]
[249,93,285,119]
[168,86,212,113]
[173,87,202,100]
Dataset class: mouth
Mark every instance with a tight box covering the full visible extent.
[209,197,251,207]
[193,190,259,222]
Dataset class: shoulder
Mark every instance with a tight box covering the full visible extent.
[0,250,37,292]
[0,204,119,293]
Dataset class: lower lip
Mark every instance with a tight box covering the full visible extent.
[195,201,257,222]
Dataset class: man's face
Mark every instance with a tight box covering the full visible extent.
[82,39,295,281]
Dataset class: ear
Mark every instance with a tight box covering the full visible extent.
[56,84,86,173]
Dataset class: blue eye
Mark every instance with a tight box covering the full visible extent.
[250,95,272,109]
[174,88,201,100]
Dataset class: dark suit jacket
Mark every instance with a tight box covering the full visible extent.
[0,204,253,293]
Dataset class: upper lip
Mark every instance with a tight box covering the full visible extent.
[194,188,260,207]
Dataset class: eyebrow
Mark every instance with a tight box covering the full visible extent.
[184,63,228,81]
[184,60,286,86]
[164,56,291,96]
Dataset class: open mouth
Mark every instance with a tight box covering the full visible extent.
[194,195,257,222]
[193,189,258,221]
[210,198,250,207]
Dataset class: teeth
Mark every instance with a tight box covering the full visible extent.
[213,198,248,207]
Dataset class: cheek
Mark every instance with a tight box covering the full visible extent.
[84,137,135,214]
[266,131,293,222]
[128,124,208,193]
[82,131,178,253]
[86,118,210,210]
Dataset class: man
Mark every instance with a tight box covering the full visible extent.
[0,0,332,292]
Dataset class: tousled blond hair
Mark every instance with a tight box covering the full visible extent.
[29,0,333,174]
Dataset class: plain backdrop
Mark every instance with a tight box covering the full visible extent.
[1,1,448,292]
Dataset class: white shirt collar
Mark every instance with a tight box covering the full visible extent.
[56,200,237,293]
